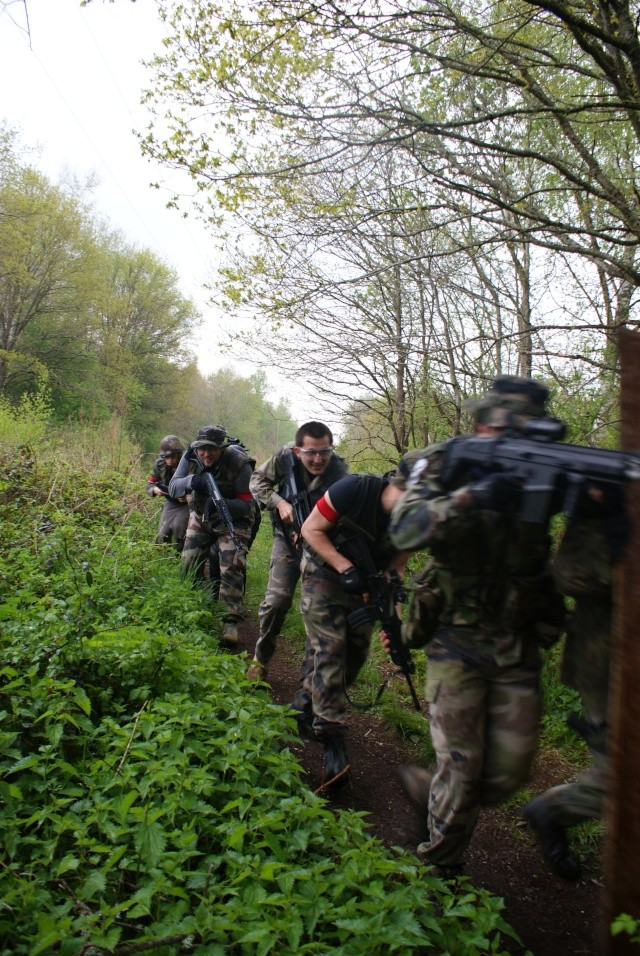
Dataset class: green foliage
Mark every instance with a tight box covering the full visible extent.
[142,0,636,463]
[546,368,620,448]
[538,642,586,756]
[142,365,298,465]
[0,124,199,439]
[0,388,51,451]
[0,422,518,954]
[612,913,640,944]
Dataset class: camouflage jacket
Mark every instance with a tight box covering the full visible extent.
[389,440,563,665]
[250,443,348,517]
[147,458,187,504]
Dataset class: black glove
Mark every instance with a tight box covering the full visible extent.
[204,497,252,523]
[155,482,169,494]
[339,566,368,594]
[467,472,521,512]
[191,473,210,494]
[225,498,253,519]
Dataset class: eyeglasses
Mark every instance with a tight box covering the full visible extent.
[298,448,333,459]
[162,452,180,459]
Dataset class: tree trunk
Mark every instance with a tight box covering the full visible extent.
[602,326,640,952]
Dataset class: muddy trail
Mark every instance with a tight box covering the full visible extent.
[235,616,603,956]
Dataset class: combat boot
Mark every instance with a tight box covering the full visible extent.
[398,765,432,814]
[522,799,582,881]
[316,734,350,792]
[289,700,317,741]
[220,622,239,647]
[416,848,465,881]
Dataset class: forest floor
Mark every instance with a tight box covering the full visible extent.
[235,616,605,956]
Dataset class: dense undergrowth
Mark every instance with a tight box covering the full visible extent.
[0,420,520,954]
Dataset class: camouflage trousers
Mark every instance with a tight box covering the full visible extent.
[530,747,607,826]
[421,637,541,867]
[298,558,373,736]
[181,510,250,623]
[156,500,189,552]
[254,530,301,666]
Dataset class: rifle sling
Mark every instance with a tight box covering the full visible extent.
[344,676,389,712]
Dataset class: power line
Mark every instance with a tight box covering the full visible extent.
[0,0,31,47]
[78,7,212,274]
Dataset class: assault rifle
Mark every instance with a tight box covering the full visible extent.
[202,472,243,553]
[345,541,421,712]
[276,452,314,555]
[438,418,640,523]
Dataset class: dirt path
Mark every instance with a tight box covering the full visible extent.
[237,617,604,956]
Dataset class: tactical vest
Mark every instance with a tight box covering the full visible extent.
[431,510,560,640]
[284,452,346,501]
[190,444,255,520]
[153,458,177,484]
[272,450,348,527]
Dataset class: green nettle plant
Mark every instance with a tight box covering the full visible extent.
[0,423,520,955]
[612,914,640,945]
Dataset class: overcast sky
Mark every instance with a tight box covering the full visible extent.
[0,0,318,424]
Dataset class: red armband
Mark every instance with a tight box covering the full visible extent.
[317,495,340,523]
[236,492,254,501]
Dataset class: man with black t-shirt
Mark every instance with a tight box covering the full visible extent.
[297,473,406,790]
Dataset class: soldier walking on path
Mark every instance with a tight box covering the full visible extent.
[169,425,255,647]
[388,377,566,878]
[246,421,348,682]
[147,435,189,551]
[296,471,407,791]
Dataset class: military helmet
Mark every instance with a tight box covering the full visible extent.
[159,434,184,455]
[192,424,230,449]
[466,375,549,429]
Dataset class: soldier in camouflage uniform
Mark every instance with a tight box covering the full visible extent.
[169,425,255,646]
[389,376,565,877]
[246,422,348,682]
[297,473,406,791]
[522,503,626,879]
[147,435,189,551]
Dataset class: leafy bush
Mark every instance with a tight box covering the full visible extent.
[0,388,51,451]
[0,422,520,954]
[612,914,640,945]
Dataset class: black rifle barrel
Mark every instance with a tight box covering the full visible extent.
[203,472,242,552]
